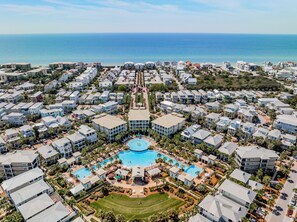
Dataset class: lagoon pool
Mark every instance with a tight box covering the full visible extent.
[73,149,203,180]
[127,138,150,151]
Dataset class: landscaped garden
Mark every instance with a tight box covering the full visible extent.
[90,193,184,221]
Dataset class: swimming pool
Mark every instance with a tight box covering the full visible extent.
[184,165,203,178]
[73,150,203,180]
[127,138,150,151]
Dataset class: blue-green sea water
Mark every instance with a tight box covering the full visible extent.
[0,33,296,66]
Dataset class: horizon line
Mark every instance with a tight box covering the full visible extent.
[0,32,297,36]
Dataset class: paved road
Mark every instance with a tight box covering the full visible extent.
[171,74,184,90]
[267,161,297,222]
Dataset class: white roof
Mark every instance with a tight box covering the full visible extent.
[10,180,50,206]
[18,193,54,220]
[1,167,43,192]
[27,202,70,222]
[131,166,145,178]
[147,168,161,176]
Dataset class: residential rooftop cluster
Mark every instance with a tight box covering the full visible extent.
[0,60,296,222]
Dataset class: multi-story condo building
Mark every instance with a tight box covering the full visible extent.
[78,125,98,144]
[0,136,7,153]
[52,138,73,158]
[235,146,279,173]
[128,110,150,130]
[274,114,297,134]
[92,114,127,141]
[0,150,40,179]
[151,114,185,136]
[67,133,86,152]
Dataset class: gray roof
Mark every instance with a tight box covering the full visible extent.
[18,193,54,220]
[204,135,223,147]
[219,179,256,204]
[268,129,281,138]
[37,145,59,159]
[192,129,211,140]
[198,194,248,222]
[52,137,70,147]
[0,150,38,165]
[218,142,238,156]
[27,202,70,222]
[78,125,96,135]
[1,167,43,192]
[248,180,264,191]
[230,169,251,184]
[10,180,50,206]
[188,213,212,222]
[67,133,85,143]
[236,146,279,160]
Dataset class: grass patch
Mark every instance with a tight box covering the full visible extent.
[90,193,184,221]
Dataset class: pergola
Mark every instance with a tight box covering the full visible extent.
[147,168,161,178]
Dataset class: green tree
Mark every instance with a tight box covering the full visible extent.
[116,214,126,222]
[262,175,272,187]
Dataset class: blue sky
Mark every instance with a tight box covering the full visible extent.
[0,0,296,34]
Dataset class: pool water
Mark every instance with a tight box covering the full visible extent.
[184,165,203,178]
[73,139,203,180]
[127,138,150,151]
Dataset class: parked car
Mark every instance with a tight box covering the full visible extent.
[287,208,293,216]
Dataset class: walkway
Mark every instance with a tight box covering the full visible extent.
[266,160,297,222]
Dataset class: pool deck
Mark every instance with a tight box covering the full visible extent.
[108,178,164,197]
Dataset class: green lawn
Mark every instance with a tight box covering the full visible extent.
[90,193,184,221]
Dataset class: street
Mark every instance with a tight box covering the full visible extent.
[267,161,297,222]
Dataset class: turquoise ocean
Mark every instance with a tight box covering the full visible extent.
[0,33,296,66]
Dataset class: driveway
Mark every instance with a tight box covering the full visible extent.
[267,161,297,222]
